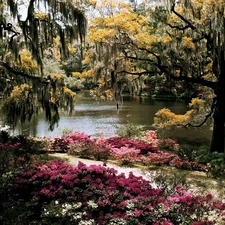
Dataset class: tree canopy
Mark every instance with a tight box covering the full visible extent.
[0,0,89,129]
[82,0,225,152]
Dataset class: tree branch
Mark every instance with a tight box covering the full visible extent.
[0,60,46,82]
[184,97,216,128]
[170,3,196,30]
[169,73,216,90]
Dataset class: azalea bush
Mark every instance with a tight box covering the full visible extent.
[157,138,180,152]
[52,131,92,152]
[1,160,225,224]
[142,152,176,166]
[105,136,159,155]
[141,129,158,146]
[111,146,141,165]
[50,131,208,173]
[171,156,207,172]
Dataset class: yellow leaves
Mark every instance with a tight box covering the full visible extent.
[72,69,95,78]
[90,89,113,100]
[68,45,76,54]
[189,97,205,110]
[135,32,158,48]
[163,35,172,43]
[82,49,93,65]
[154,108,193,128]
[19,50,38,71]
[53,36,61,60]
[193,0,225,13]
[85,0,97,7]
[202,73,217,82]
[90,27,117,42]
[9,84,30,101]
[154,98,206,129]
[72,72,82,78]
[89,11,148,43]
[63,86,76,98]
[50,73,64,80]
[33,13,48,20]
[182,37,195,49]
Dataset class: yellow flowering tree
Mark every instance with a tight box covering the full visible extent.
[81,0,148,103]
[128,0,225,153]
[85,0,225,153]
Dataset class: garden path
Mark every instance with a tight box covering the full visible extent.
[50,153,225,199]
[50,153,156,185]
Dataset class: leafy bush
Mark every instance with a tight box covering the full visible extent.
[157,138,179,152]
[142,152,176,166]
[1,160,224,224]
[141,130,158,146]
[171,156,206,172]
[116,114,144,138]
[105,137,159,155]
[67,135,110,161]
[111,146,141,165]
[197,150,225,178]
[52,132,92,153]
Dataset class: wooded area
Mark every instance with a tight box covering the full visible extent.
[0,0,225,153]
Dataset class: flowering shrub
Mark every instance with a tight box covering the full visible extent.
[52,132,92,152]
[67,135,110,161]
[2,160,224,225]
[92,136,111,161]
[51,132,207,172]
[171,156,207,172]
[106,137,159,155]
[157,138,179,152]
[52,137,69,152]
[142,152,176,166]
[111,146,141,165]
[141,130,158,147]
[68,141,95,158]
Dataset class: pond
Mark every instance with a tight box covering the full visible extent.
[2,91,212,148]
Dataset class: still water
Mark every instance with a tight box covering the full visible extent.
[6,91,212,148]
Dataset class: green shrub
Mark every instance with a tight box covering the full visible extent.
[197,148,225,178]
[116,113,144,138]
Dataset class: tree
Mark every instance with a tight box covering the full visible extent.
[136,0,225,153]
[87,0,225,153]
[81,0,148,103]
[0,0,88,129]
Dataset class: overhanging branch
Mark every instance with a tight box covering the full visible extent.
[170,73,216,90]
[184,97,216,128]
[0,60,46,82]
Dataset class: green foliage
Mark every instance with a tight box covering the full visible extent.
[116,113,144,138]
[61,127,74,136]
[149,170,189,194]
[196,147,225,178]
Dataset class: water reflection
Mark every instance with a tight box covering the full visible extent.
[1,91,212,148]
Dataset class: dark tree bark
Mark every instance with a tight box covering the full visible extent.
[210,45,225,153]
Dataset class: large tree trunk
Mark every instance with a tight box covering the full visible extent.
[210,48,225,153]
[210,99,225,153]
